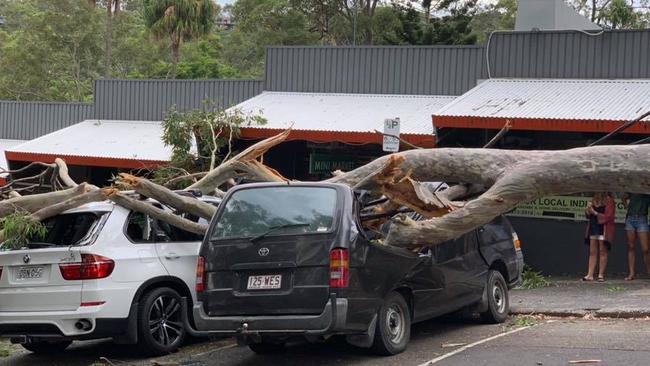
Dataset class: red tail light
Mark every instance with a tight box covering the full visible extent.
[0,266,3,279]
[196,256,206,294]
[329,248,349,288]
[60,254,114,280]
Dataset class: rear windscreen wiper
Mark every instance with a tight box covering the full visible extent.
[250,223,310,243]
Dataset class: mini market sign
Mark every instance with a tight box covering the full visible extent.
[508,195,628,224]
[309,153,357,175]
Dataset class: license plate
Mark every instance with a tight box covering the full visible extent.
[16,266,44,280]
[247,275,282,290]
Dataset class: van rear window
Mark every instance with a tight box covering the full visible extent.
[28,212,105,248]
[211,187,337,240]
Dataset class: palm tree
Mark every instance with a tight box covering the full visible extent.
[143,0,216,78]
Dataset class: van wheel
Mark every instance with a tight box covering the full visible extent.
[480,270,509,324]
[371,291,411,356]
[137,287,187,355]
[249,341,286,354]
[21,340,72,354]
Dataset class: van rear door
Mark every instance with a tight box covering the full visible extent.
[200,185,340,317]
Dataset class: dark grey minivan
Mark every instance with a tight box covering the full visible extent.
[184,182,524,355]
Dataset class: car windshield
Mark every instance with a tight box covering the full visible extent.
[211,186,337,240]
[27,212,105,248]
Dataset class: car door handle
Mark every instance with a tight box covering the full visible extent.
[164,253,180,260]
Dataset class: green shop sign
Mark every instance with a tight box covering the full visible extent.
[508,195,628,224]
[309,153,357,175]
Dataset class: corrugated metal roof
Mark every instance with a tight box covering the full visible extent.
[0,139,26,172]
[7,120,172,163]
[231,92,457,136]
[434,79,650,122]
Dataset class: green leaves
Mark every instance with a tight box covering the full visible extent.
[0,213,47,251]
[143,0,217,76]
[160,105,267,186]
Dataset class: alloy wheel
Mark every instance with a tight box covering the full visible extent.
[148,295,183,347]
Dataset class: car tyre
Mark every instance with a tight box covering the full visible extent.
[137,287,187,355]
[480,270,509,324]
[371,291,411,356]
[21,340,72,354]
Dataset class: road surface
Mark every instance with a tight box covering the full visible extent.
[2,316,649,366]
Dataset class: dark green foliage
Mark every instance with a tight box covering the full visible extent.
[143,0,217,77]
[518,265,553,290]
[0,0,647,101]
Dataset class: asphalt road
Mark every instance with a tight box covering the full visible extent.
[2,317,650,366]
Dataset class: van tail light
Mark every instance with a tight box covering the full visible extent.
[512,233,522,250]
[0,266,3,279]
[329,248,349,288]
[60,254,114,280]
[196,256,206,294]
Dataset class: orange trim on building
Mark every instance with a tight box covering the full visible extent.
[5,151,168,170]
[433,116,650,134]
[240,128,436,148]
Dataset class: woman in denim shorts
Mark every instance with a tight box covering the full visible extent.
[622,193,650,281]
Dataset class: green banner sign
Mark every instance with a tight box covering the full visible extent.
[508,195,628,223]
[309,153,357,175]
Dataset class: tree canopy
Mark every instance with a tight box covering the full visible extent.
[0,0,648,101]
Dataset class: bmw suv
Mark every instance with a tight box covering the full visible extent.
[0,194,218,355]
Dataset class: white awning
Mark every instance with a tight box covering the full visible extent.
[231,92,456,146]
[6,120,172,169]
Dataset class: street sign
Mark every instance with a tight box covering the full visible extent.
[383,118,400,152]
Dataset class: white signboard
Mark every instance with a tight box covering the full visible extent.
[383,118,401,152]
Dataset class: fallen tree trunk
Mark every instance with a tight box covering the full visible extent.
[330,148,546,189]
[30,188,113,222]
[117,173,216,220]
[2,129,648,255]
[384,144,650,248]
[106,191,208,235]
[0,184,90,216]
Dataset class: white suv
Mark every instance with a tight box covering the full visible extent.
[0,194,219,355]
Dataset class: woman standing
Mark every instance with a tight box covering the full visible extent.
[582,192,616,282]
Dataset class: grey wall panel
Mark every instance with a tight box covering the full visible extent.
[487,30,650,79]
[265,30,650,96]
[0,101,93,140]
[265,46,487,95]
[510,217,637,276]
[94,79,264,120]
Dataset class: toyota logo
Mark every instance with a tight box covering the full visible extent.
[258,247,270,257]
[23,254,30,264]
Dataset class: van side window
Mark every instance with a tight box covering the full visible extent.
[125,212,152,243]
